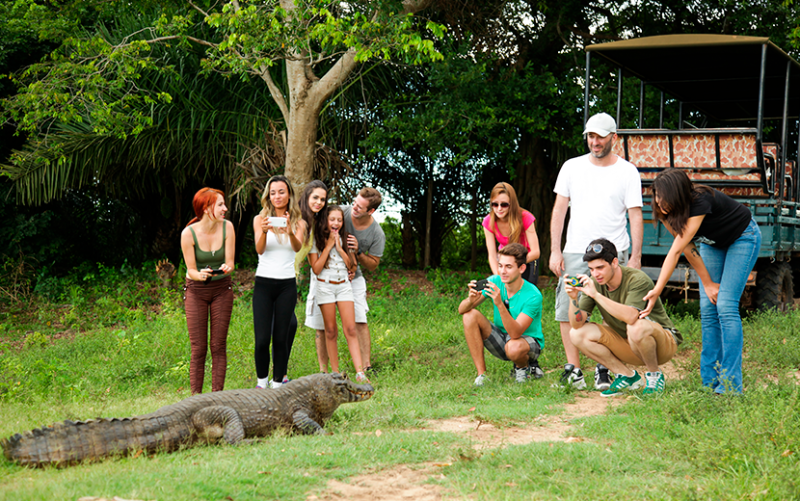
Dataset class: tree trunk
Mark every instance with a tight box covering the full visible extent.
[402,212,417,267]
[283,100,320,188]
[424,176,433,268]
[470,184,478,271]
[513,134,564,275]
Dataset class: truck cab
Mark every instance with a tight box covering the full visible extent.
[584,34,800,311]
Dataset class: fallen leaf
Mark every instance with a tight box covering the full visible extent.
[375,430,382,437]
[565,437,584,443]
[468,407,476,412]
[257,471,271,475]
[433,463,452,467]
[783,338,787,344]
[505,482,518,487]
[782,449,793,457]
[501,464,512,468]
[316,452,331,456]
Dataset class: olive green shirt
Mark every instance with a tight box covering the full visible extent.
[578,266,682,344]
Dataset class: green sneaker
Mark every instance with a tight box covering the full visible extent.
[642,371,665,395]
[601,370,644,397]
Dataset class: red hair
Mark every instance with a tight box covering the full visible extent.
[187,188,225,226]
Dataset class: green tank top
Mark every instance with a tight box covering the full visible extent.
[190,224,226,281]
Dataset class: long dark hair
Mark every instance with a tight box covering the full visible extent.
[300,180,328,245]
[319,205,356,271]
[651,169,713,236]
[488,182,523,243]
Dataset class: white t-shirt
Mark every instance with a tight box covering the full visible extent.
[256,230,296,279]
[553,154,642,254]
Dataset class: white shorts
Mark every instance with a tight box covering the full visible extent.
[305,274,368,329]
[316,279,354,305]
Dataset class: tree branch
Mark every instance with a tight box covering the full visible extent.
[258,65,290,124]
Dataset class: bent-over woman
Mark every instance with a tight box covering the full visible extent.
[483,182,540,285]
[642,169,761,394]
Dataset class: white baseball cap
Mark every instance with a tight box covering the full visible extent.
[583,113,617,137]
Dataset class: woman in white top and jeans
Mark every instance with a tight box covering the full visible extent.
[252,175,305,389]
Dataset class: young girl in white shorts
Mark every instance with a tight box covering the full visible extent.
[308,206,368,383]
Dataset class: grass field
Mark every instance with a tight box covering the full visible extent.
[0,267,799,500]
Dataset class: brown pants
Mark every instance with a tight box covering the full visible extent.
[184,276,233,394]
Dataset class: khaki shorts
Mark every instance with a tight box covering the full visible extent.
[592,320,678,366]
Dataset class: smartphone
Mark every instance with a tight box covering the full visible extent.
[268,216,287,227]
[474,278,490,291]
[565,276,581,287]
[209,269,225,275]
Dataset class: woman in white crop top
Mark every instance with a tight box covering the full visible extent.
[252,175,306,389]
[308,205,368,383]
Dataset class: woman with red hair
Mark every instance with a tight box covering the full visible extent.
[180,187,236,394]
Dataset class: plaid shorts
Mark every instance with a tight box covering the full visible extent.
[483,324,541,362]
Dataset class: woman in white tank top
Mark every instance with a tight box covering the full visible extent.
[252,175,306,389]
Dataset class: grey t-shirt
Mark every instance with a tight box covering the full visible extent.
[342,205,386,279]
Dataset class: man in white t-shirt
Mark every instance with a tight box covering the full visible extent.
[548,112,643,391]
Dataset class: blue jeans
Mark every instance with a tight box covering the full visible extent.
[697,218,761,393]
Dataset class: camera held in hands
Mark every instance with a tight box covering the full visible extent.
[473,278,490,291]
[565,276,581,287]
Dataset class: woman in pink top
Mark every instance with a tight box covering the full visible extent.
[482,182,540,284]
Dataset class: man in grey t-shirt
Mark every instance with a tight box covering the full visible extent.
[306,187,386,372]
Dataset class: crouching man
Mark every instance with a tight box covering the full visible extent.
[458,243,544,387]
[568,238,682,396]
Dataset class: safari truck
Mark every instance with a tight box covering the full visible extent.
[584,34,800,311]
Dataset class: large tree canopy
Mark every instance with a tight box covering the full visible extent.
[1,0,445,205]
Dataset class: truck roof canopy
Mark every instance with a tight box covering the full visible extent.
[586,34,800,121]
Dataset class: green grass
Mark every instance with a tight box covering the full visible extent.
[1,268,799,500]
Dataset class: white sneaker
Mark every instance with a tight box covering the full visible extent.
[514,366,529,383]
[269,381,283,389]
[474,373,488,387]
[552,364,587,389]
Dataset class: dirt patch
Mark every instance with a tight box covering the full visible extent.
[311,464,448,501]
[382,269,435,295]
[312,392,621,501]
[424,391,619,449]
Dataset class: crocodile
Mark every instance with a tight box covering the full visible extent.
[2,372,373,467]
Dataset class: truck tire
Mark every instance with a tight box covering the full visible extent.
[755,261,794,312]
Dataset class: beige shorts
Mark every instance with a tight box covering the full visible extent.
[593,320,677,366]
[305,275,368,329]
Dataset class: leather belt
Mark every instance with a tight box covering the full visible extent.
[317,278,346,285]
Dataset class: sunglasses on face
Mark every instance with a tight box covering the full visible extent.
[491,202,510,208]
[586,243,604,253]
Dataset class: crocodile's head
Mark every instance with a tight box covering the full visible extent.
[328,372,374,403]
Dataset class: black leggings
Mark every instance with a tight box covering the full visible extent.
[253,276,297,382]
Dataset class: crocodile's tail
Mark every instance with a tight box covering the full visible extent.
[2,416,192,467]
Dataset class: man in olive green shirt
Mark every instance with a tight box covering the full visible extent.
[567,238,682,397]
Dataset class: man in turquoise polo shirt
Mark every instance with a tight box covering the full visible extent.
[458,243,544,387]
